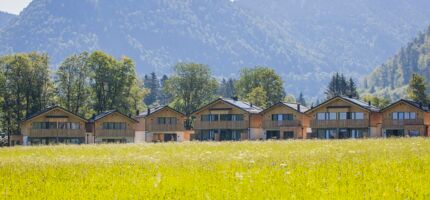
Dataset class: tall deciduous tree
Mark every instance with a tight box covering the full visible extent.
[236,67,285,106]
[407,73,428,104]
[87,51,144,115]
[246,87,267,108]
[0,53,52,140]
[164,63,218,115]
[55,52,91,117]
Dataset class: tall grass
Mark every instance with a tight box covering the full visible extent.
[1,139,429,199]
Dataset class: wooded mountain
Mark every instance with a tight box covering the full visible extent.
[1,0,430,95]
[364,26,430,100]
[0,11,16,30]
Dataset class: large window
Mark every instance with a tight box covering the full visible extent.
[102,122,126,130]
[32,122,79,130]
[271,114,294,121]
[316,113,337,120]
[157,117,177,125]
[58,122,80,130]
[351,112,364,120]
[392,112,417,120]
[201,115,219,122]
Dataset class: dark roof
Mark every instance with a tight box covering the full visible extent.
[136,106,186,118]
[22,106,88,122]
[89,110,138,123]
[261,102,309,114]
[192,98,263,115]
[305,96,380,114]
[381,99,429,112]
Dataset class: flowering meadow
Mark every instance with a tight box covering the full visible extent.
[1,139,430,199]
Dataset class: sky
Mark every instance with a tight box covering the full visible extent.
[0,0,32,15]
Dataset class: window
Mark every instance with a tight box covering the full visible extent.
[272,114,293,121]
[232,114,244,121]
[201,115,218,122]
[70,123,80,130]
[329,113,337,120]
[317,113,326,120]
[103,122,126,130]
[220,114,232,121]
[157,117,166,124]
[31,122,57,129]
[392,112,417,120]
[352,112,364,120]
[339,112,347,120]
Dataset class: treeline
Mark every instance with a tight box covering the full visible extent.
[0,52,146,135]
[0,51,368,136]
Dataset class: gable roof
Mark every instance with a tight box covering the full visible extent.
[89,110,139,123]
[191,98,263,115]
[22,106,88,122]
[381,99,429,112]
[136,106,186,118]
[261,102,309,114]
[305,96,380,114]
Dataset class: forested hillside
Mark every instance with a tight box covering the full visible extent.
[1,0,430,95]
[0,11,15,30]
[363,26,430,100]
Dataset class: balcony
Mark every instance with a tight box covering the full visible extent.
[383,119,424,128]
[194,120,248,130]
[95,129,135,137]
[311,119,369,128]
[146,123,185,132]
[263,120,301,129]
[29,129,86,137]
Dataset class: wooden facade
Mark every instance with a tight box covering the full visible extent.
[381,100,430,137]
[261,103,310,139]
[20,106,88,145]
[89,111,138,143]
[136,106,192,143]
[192,98,263,141]
[305,96,382,139]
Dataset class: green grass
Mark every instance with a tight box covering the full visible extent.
[1,139,430,199]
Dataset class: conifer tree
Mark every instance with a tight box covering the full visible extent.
[407,73,428,104]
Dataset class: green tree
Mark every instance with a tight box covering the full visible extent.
[218,78,236,98]
[407,73,428,104]
[87,51,144,115]
[236,67,285,106]
[55,52,92,117]
[0,53,52,142]
[143,72,159,106]
[164,63,218,115]
[296,92,307,106]
[325,73,359,99]
[158,75,172,105]
[284,94,296,104]
[246,87,268,108]
[362,95,391,108]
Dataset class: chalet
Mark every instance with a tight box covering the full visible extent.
[20,106,88,145]
[381,99,430,137]
[87,110,138,143]
[135,106,192,142]
[192,98,263,141]
[261,102,310,139]
[305,96,382,139]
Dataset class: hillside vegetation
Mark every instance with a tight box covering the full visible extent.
[1,139,430,199]
[364,26,430,100]
[1,0,430,95]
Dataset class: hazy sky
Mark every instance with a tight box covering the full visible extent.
[0,0,32,15]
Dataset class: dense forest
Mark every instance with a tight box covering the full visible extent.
[1,0,430,96]
[363,26,430,100]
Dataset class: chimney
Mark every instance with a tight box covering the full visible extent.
[297,104,301,112]
[92,114,96,119]
[419,102,423,108]
[250,103,253,107]
[136,110,140,116]
[147,108,151,115]
[232,96,238,101]
[128,113,132,118]
[368,101,371,106]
